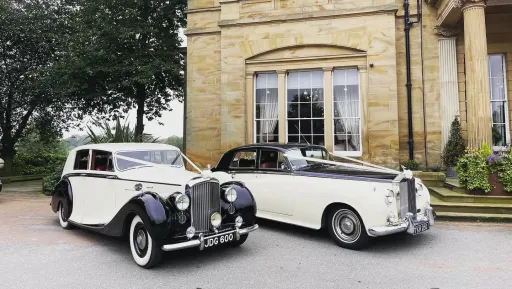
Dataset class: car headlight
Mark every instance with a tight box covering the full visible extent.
[416,182,424,195]
[384,189,394,204]
[175,194,190,210]
[211,212,222,228]
[235,216,243,228]
[225,187,237,202]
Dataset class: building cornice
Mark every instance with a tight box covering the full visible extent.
[186,6,221,14]
[218,4,399,27]
[184,27,221,36]
[434,25,461,37]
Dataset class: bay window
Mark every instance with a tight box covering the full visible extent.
[488,54,510,148]
[286,71,325,145]
[255,73,279,143]
[333,68,361,155]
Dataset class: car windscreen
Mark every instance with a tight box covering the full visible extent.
[115,150,183,171]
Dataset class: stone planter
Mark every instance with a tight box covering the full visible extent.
[487,172,512,196]
[445,166,457,178]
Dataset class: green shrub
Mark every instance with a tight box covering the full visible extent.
[455,147,492,193]
[42,165,64,196]
[499,153,512,192]
[441,116,466,167]
[12,153,67,176]
[403,159,420,170]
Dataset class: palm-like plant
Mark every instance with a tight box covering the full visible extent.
[86,118,159,144]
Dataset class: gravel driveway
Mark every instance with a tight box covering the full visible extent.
[1,181,511,289]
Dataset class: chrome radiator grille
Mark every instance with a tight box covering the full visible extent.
[399,178,417,219]
[189,181,220,233]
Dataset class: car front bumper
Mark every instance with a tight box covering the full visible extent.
[368,206,436,237]
[161,224,259,252]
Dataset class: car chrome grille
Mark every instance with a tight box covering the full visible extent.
[189,181,220,233]
[399,178,417,219]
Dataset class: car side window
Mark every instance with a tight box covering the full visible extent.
[73,149,90,170]
[91,150,114,172]
[259,150,287,170]
[229,150,257,169]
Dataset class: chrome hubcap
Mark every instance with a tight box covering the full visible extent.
[332,209,361,244]
[136,230,147,249]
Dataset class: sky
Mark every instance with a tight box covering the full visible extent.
[63,30,188,139]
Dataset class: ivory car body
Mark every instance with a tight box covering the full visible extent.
[50,143,258,268]
[208,143,435,249]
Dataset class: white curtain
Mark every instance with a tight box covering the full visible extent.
[261,90,278,135]
[333,69,360,151]
[256,73,278,142]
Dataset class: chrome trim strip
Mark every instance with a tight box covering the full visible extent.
[368,208,435,237]
[161,225,258,252]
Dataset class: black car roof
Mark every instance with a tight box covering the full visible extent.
[232,143,326,152]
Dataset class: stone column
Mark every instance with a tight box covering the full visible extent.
[323,68,333,152]
[245,72,254,143]
[462,0,492,148]
[437,35,460,148]
[277,70,287,144]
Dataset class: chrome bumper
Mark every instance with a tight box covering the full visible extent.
[368,206,435,237]
[161,224,259,252]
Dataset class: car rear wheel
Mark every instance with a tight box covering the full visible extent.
[129,215,162,269]
[327,206,370,250]
[58,203,73,230]
[230,234,248,247]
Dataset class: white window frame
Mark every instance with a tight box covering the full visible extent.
[253,72,279,144]
[331,67,362,157]
[285,70,325,146]
[489,54,510,151]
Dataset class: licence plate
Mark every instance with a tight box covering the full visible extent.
[204,232,235,248]
[413,222,430,235]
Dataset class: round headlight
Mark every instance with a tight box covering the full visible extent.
[225,187,237,202]
[175,194,190,210]
[210,212,222,228]
[235,216,243,228]
[186,226,195,239]
[415,183,424,195]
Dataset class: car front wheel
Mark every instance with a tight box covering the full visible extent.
[327,207,370,250]
[129,215,162,269]
[58,203,73,230]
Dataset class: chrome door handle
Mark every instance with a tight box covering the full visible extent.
[106,175,116,179]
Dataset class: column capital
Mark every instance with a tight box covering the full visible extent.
[322,67,333,72]
[276,70,287,75]
[357,65,368,72]
[245,72,254,78]
[459,0,487,11]
[435,25,461,37]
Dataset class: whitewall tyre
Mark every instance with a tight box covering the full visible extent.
[129,215,162,268]
[327,207,370,250]
[58,203,72,230]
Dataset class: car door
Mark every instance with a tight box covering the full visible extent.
[67,149,91,224]
[252,149,295,216]
[80,150,117,225]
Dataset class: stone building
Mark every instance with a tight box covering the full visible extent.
[184,0,512,169]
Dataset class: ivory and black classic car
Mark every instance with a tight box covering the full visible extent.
[206,143,435,250]
[51,143,258,268]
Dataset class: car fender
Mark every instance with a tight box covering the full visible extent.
[220,181,257,226]
[51,178,73,219]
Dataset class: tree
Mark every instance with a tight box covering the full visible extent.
[58,0,186,141]
[16,124,69,155]
[162,135,183,151]
[442,116,466,167]
[85,118,159,144]
[0,0,73,175]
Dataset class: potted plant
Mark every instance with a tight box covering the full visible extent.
[486,152,506,196]
[455,143,492,195]
[499,151,512,194]
[402,159,419,171]
[441,116,465,177]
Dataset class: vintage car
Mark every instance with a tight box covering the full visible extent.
[207,143,435,250]
[50,143,258,268]
[0,157,3,192]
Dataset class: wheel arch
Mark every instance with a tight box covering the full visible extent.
[51,178,72,218]
[321,202,365,229]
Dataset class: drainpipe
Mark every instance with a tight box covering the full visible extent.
[403,0,422,161]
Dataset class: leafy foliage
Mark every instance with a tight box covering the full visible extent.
[86,118,159,144]
[63,134,88,150]
[162,135,183,151]
[42,163,64,196]
[499,153,512,192]
[56,0,187,140]
[10,153,67,176]
[441,116,465,167]
[402,159,419,170]
[455,147,492,193]
[0,0,76,175]
[15,124,69,156]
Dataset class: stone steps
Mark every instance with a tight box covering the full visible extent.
[434,212,512,223]
[432,200,512,215]
[429,186,512,204]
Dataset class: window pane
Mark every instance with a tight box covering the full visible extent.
[288,135,300,143]
[490,78,505,101]
[312,135,325,146]
[300,119,312,134]
[312,119,325,134]
[493,124,507,147]
[288,102,299,118]
[492,102,506,124]
[230,150,257,169]
[344,119,360,134]
[489,55,504,78]
[260,150,281,169]
[300,103,312,118]
[288,120,299,134]
[333,68,361,153]
[287,72,299,89]
[333,69,346,86]
[346,68,358,85]
[333,86,346,102]
[255,88,265,103]
[299,90,310,102]
[334,135,347,151]
[299,71,311,88]
[346,85,359,101]
[312,102,324,118]
[312,71,323,87]
[287,89,299,102]
[347,135,361,151]
[312,88,324,102]
[346,101,360,117]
